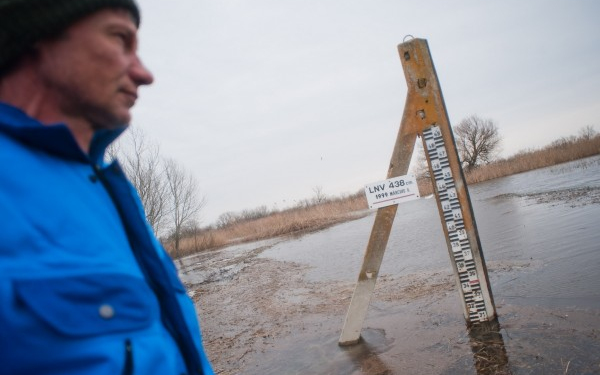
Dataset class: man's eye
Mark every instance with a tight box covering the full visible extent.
[114,33,132,48]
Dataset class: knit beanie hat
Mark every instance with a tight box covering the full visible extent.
[0,0,140,76]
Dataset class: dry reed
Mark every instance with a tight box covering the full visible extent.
[166,134,599,258]
[170,193,368,258]
[466,135,600,184]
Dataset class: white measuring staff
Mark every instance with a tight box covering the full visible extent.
[423,124,489,322]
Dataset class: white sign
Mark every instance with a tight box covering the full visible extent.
[364,174,420,209]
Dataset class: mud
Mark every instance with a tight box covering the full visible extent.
[493,186,600,207]
[180,157,600,374]
[180,245,600,374]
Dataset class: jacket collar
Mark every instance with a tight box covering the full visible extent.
[0,101,125,166]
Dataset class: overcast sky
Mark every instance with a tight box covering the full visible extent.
[129,0,600,224]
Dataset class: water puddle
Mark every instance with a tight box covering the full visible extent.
[246,328,395,375]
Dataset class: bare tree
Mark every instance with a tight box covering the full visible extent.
[164,158,206,258]
[124,128,169,236]
[111,127,169,236]
[454,115,501,170]
[578,125,597,140]
[107,129,208,254]
[105,141,120,162]
[312,185,326,204]
[216,211,238,229]
[240,206,269,221]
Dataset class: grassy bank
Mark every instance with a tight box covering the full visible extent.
[417,133,600,196]
[167,133,599,258]
[170,192,368,258]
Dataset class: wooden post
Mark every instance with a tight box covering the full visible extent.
[339,38,496,346]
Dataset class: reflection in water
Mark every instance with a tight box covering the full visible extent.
[246,328,394,374]
[340,329,394,374]
[468,319,511,375]
[247,157,600,374]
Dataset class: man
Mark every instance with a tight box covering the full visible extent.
[0,1,214,374]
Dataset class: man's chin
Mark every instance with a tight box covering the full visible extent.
[91,113,131,131]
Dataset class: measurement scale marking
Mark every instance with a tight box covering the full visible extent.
[423,125,489,323]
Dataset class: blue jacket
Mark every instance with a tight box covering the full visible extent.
[0,102,214,375]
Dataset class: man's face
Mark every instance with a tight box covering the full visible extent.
[36,8,153,130]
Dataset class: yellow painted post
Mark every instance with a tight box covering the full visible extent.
[339,38,496,346]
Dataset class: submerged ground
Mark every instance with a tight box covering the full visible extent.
[180,156,600,374]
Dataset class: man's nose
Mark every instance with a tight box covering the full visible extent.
[130,55,154,86]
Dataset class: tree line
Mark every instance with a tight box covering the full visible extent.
[111,118,596,257]
[413,115,597,178]
[108,127,205,258]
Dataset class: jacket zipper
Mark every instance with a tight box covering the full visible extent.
[122,339,133,375]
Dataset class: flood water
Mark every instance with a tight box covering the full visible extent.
[253,155,600,374]
[260,156,600,307]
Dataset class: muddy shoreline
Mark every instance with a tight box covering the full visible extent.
[180,158,600,374]
[180,240,600,374]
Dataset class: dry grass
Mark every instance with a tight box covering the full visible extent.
[417,135,600,196]
[466,135,600,184]
[166,134,599,258]
[169,193,368,258]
